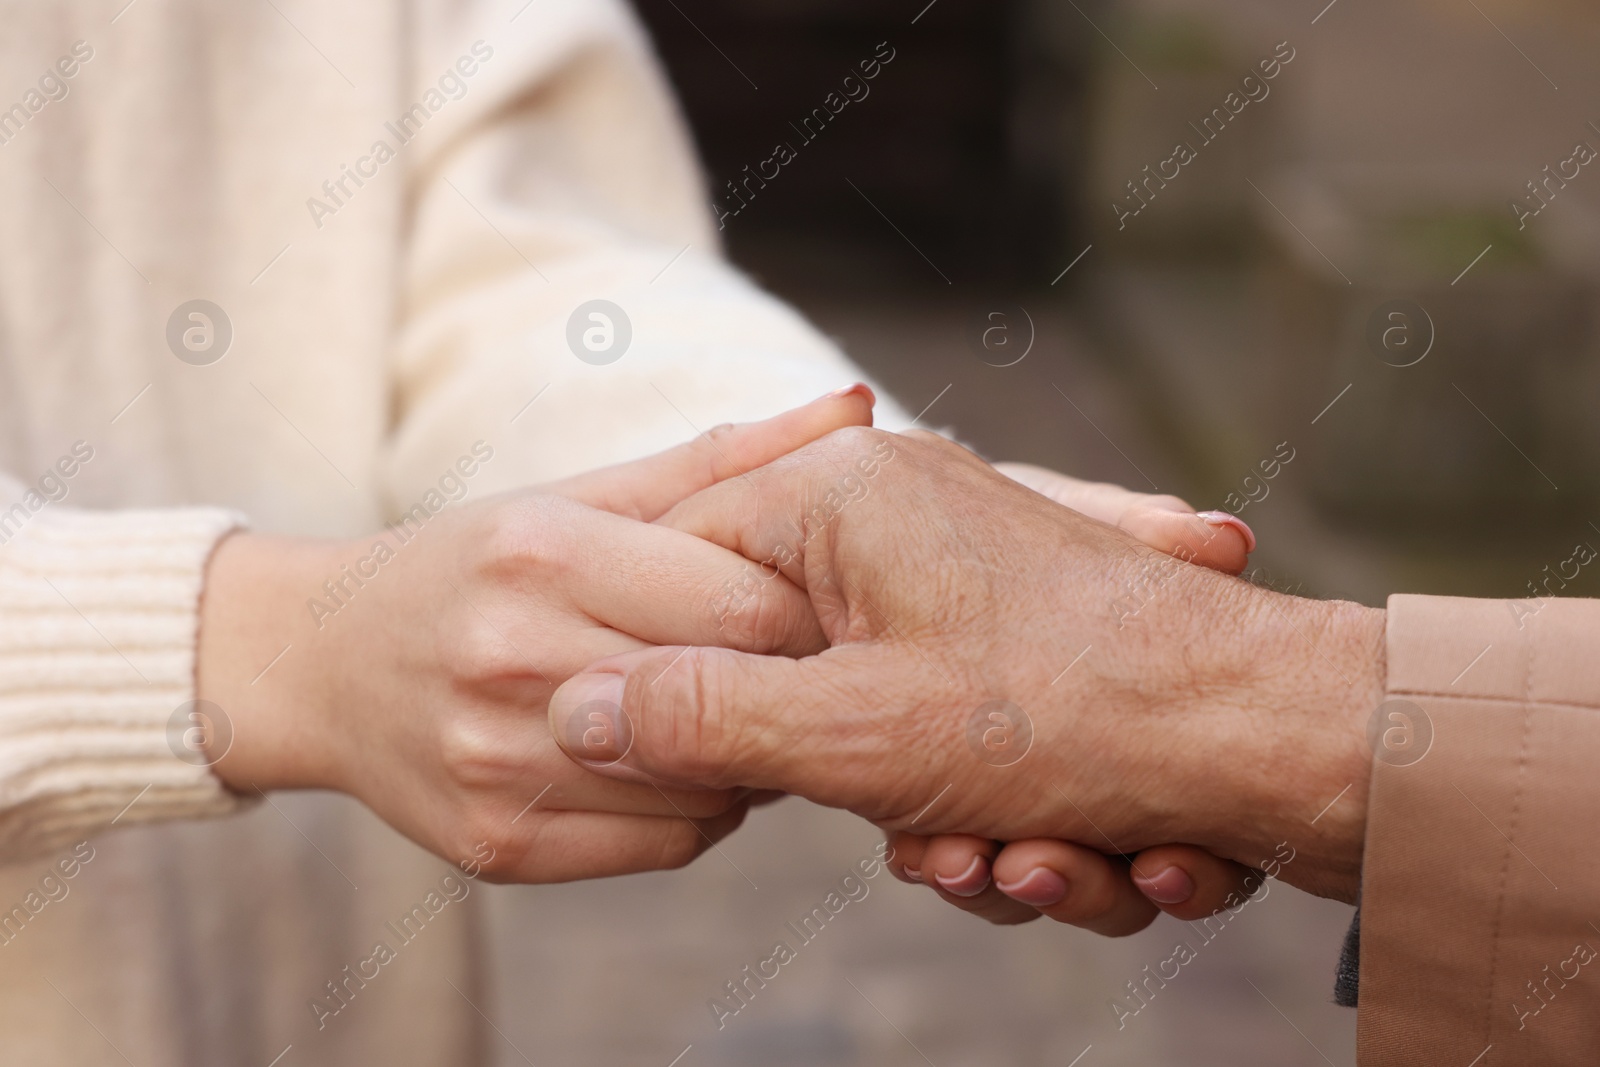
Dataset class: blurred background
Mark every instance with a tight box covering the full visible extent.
[479,1,1600,1064]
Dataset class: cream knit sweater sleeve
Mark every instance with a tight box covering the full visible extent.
[381,0,908,503]
[0,0,895,865]
[0,472,248,861]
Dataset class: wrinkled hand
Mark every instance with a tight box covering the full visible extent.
[197,391,872,882]
[902,462,1262,932]
[550,428,1384,900]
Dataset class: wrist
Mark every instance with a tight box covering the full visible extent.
[1216,591,1385,898]
[197,531,347,793]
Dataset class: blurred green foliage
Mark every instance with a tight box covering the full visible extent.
[1384,209,1542,275]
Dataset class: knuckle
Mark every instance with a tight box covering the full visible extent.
[825,423,890,457]
[694,423,740,480]
[701,422,738,449]
[716,574,820,657]
[481,495,575,577]
[435,716,505,789]
[454,812,527,884]
[899,428,946,447]
[469,847,519,884]
[447,615,529,687]
[435,712,537,794]
[637,650,742,786]
[710,573,764,648]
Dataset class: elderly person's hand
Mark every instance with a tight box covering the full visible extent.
[549,428,1385,901]
[891,462,1265,932]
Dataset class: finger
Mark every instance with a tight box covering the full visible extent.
[919,834,1044,925]
[991,839,1159,937]
[556,502,825,657]
[487,805,749,883]
[1128,843,1264,922]
[929,881,1044,925]
[1123,508,1253,576]
[885,831,927,883]
[655,425,912,589]
[531,777,738,818]
[481,746,741,821]
[547,385,876,521]
[549,644,887,804]
[921,833,997,897]
[994,462,1254,575]
[993,462,1187,517]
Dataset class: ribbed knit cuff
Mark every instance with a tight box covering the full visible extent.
[0,503,252,862]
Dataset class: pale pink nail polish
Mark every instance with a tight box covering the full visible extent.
[933,856,990,898]
[1196,510,1257,553]
[996,867,1069,908]
[825,382,876,405]
[1133,866,1195,905]
[902,865,923,884]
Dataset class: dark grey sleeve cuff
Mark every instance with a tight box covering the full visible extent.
[1333,904,1359,1007]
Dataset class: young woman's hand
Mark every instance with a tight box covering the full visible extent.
[195,389,874,882]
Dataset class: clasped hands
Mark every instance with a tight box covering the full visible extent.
[199,390,1383,931]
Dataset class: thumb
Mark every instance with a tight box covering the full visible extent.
[545,384,875,521]
[548,646,834,794]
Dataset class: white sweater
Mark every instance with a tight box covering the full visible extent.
[0,1,897,1061]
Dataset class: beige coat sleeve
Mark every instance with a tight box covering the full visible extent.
[1359,592,1600,1063]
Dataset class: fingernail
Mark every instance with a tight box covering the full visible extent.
[933,855,990,897]
[1196,510,1257,553]
[900,865,923,884]
[552,674,632,765]
[995,867,1069,908]
[825,382,876,405]
[1133,865,1195,905]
